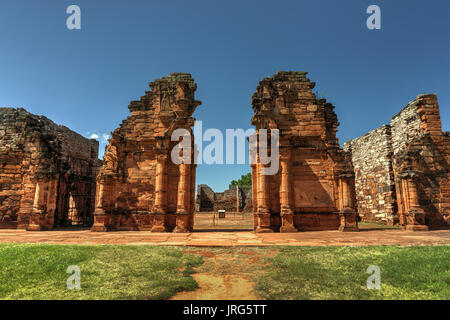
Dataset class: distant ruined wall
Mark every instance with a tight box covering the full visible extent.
[195,184,215,212]
[195,184,252,212]
[345,94,449,229]
[0,107,100,229]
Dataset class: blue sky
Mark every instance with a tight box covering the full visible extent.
[0,0,449,191]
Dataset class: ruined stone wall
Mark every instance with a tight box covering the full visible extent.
[0,107,100,229]
[392,94,449,228]
[346,94,449,229]
[251,71,358,232]
[195,184,215,212]
[195,184,252,212]
[343,126,396,224]
[91,73,201,232]
[390,101,422,155]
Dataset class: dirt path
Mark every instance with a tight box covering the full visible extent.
[171,248,279,300]
[172,274,258,300]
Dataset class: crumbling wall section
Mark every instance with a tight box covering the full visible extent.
[195,184,252,212]
[0,107,100,229]
[251,71,358,232]
[343,125,396,224]
[92,73,201,232]
[346,94,449,229]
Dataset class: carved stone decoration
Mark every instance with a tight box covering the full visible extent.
[396,169,429,231]
[91,73,201,232]
[251,71,358,232]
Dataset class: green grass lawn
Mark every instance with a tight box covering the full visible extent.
[1,244,449,300]
[256,246,450,300]
[0,244,202,300]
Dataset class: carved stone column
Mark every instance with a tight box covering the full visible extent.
[91,182,108,232]
[174,162,191,232]
[280,150,297,232]
[338,175,359,232]
[188,162,197,231]
[46,179,57,227]
[256,153,273,233]
[396,179,406,226]
[68,194,76,224]
[341,177,351,209]
[403,172,428,231]
[251,163,258,230]
[27,181,46,231]
[151,154,168,232]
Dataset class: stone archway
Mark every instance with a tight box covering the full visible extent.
[250,71,358,232]
[91,73,200,232]
[90,71,358,233]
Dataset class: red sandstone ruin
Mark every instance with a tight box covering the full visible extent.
[195,184,253,213]
[0,108,100,230]
[345,94,450,230]
[91,73,201,232]
[1,71,448,233]
[250,72,358,232]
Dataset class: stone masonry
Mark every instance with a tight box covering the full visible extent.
[91,73,201,232]
[0,108,100,230]
[195,184,252,212]
[251,71,358,233]
[342,126,396,224]
[3,72,447,234]
[345,94,449,230]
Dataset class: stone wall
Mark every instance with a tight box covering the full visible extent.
[343,125,396,224]
[251,71,358,232]
[0,107,100,229]
[195,184,252,212]
[390,100,422,155]
[345,94,449,229]
[91,73,201,232]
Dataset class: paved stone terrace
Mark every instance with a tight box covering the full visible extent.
[0,229,449,246]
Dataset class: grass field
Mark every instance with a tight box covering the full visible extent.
[256,246,450,300]
[0,244,448,300]
[0,244,202,300]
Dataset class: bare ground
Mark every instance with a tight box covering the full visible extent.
[171,248,279,300]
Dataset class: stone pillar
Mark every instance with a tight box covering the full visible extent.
[341,178,352,209]
[27,181,45,231]
[407,177,420,208]
[404,174,428,231]
[68,194,76,224]
[280,150,297,232]
[257,164,269,214]
[338,176,359,232]
[188,162,197,231]
[256,153,273,233]
[174,162,190,232]
[152,154,168,232]
[91,182,108,231]
[251,163,258,230]
[46,179,57,227]
[396,179,406,226]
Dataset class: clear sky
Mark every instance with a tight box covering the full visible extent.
[0,0,449,191]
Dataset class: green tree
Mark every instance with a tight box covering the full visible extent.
[229,172,252,189]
